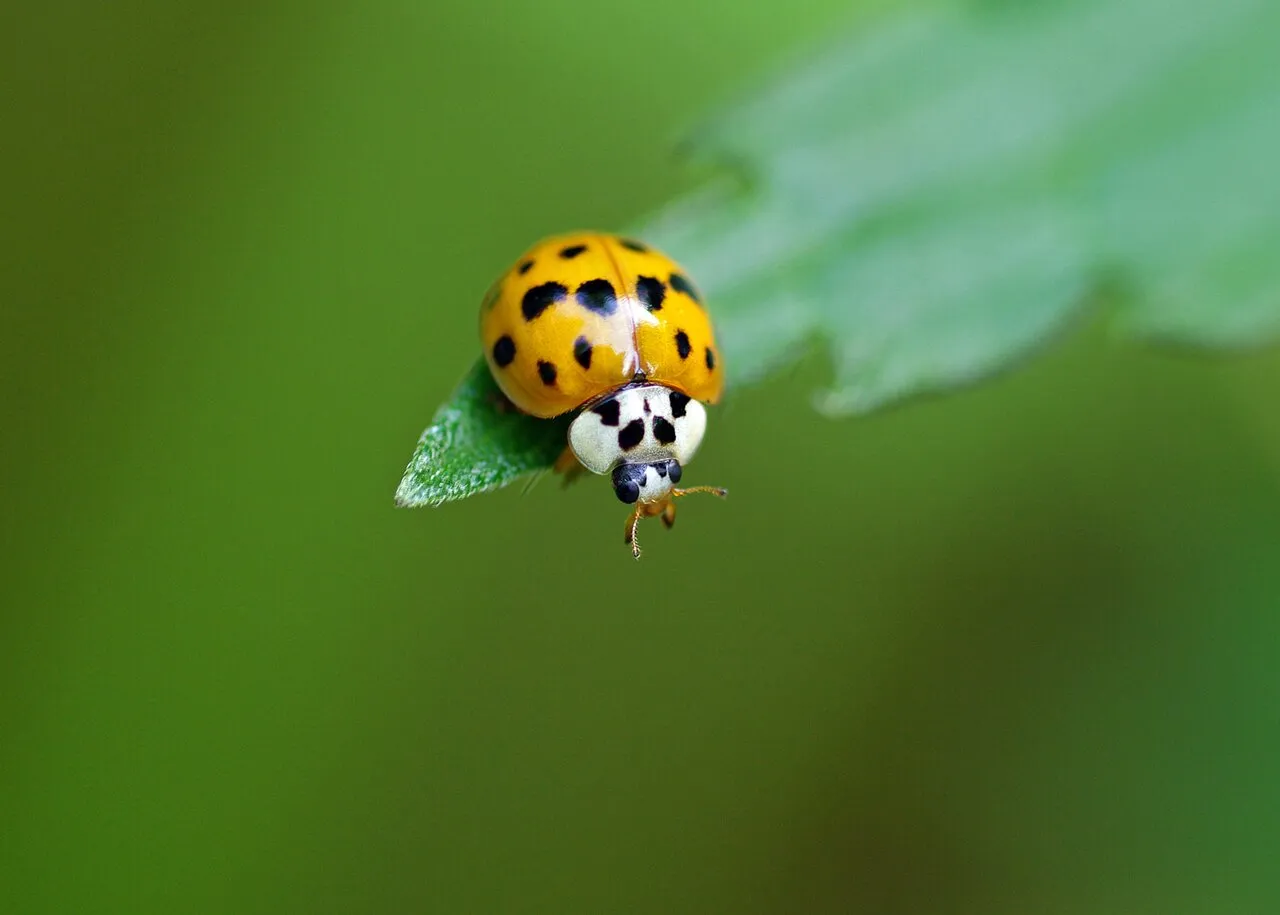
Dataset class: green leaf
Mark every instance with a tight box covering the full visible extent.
[394,361,570,507]
[396,0,1280,506]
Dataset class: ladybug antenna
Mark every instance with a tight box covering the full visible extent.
[625,507,644,560]
[674,486,729,500]
[622,487,727,561]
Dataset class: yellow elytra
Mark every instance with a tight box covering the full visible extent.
[479,232,722,418]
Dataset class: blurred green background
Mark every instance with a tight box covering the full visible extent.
[5,1,1280,913]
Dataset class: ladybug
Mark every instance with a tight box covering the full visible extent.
[480,232,726,558]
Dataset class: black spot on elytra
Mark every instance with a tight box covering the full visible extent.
[675,330,692,359]
[635,276,665,311]
[620,238,649,253]
[573,336,592,370]
[611,464,644,504]
[668,391,690,418]
[537,360,557,386]
[705,347,716,371]
[576,278,617,316]
[522,281,567,321]
[517,259,534,275]
[669,272,702,305]
[618,419,645,451]
[652,416,676,445]
[592,399,621,426]
[559,244,587,259]
[492,335,516,367]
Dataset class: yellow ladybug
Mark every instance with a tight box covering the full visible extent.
[480,232,726,558]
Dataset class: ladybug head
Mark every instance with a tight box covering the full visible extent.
[610,459,682,505]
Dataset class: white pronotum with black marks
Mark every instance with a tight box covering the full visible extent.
[568,383,707,505]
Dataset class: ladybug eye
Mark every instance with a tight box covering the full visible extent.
[611,464,644,504]
[667,460,683,484]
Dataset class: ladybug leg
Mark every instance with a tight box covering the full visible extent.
[553,446,588,487]
[661,502,676,529]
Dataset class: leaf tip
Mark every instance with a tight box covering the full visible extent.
[393,469,436,509]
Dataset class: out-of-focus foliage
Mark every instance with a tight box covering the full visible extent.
[398,0,1280,505]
